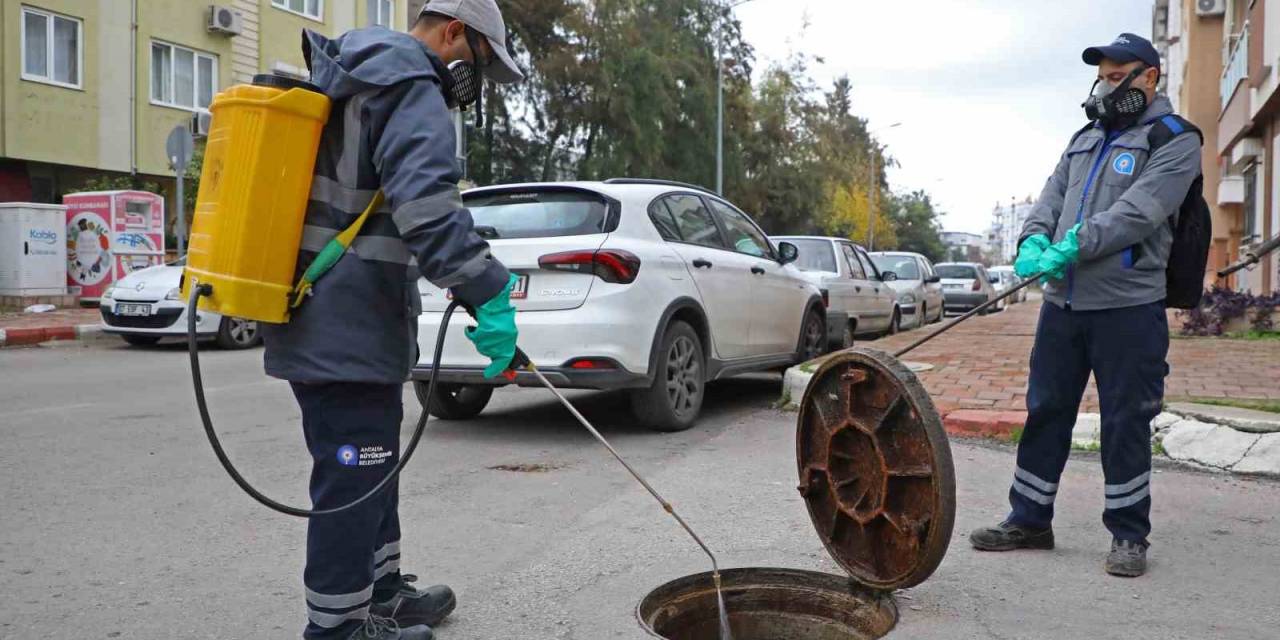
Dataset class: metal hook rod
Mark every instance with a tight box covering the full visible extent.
[894,273,1044,359]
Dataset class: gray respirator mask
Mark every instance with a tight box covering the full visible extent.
[1082,66,1149,130]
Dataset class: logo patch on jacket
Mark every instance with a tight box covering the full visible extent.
[1113,152,1136,176]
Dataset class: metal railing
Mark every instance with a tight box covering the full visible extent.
[1222,26,1249,108]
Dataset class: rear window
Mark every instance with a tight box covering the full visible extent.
[786,239,837,272]
[936,265,978,279]
[871,255,920,280]
[466,191,611,239]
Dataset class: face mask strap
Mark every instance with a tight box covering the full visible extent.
[463,26,486,129]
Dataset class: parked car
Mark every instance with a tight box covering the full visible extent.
[987,266,1026,303]
[870,251,945,329]
[98,258,262,349]
[935,262,1000,314]
[771,236,900,348]
[413,179,824,432]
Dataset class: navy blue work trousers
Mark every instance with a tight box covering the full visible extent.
[1007,300,1169,544]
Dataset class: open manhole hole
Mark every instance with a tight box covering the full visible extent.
[638,349,955,639]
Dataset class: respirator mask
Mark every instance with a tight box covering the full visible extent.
[1082,65,1150,130]
[439,27,487,128]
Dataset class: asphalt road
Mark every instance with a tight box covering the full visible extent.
[2,337,1278,639]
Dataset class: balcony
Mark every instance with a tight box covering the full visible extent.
[1222,27,1249,109]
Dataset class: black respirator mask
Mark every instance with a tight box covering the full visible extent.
[1082,66,1150,130]
[438,27,486,128]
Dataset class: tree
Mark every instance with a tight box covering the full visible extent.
[883,190,946,262]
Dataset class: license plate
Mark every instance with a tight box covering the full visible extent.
[117,303,151,316]
[448,274,528,300]
[510,274,528,300]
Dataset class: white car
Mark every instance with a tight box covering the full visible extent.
[413,180,825,432]
[771,236,899,347]
[98,258,262,349]
[988,266,1025,303]
[870,251,946,329]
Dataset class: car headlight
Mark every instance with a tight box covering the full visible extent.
[899,293,917,305]
[101,286,115,300]
[165,287,183,301]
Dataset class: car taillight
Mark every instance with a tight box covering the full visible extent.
[971,279,982,291]
[820,289,830,308]
[566,358,617,370]
[538,249,641,284]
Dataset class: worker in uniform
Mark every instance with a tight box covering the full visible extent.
[969,33,1203,577]
[260,1,525,638]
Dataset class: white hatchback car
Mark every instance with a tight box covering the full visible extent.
[412,180,825,432]
[770,236,899,348]
[869,251,946,329]
[99,258,262,349]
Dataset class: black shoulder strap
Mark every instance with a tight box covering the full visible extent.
[1148,115,1204,153]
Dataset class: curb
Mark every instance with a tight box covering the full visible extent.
[942,410,1026,440]
[0,323,104,348]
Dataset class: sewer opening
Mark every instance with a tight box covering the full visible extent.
[638,568,897,640]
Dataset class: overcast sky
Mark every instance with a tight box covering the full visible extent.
[735,0,1153,234]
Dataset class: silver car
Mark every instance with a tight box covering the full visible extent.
[870,251,945,329]
[935,262,1000,315]
[771,236,899,349]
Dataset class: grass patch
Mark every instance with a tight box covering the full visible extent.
[1152,441,1166,457]
[1071,441,1102,452]
[1223,330,1280,341]
[798,362,818,373]
[774,389,793,410]
[1008,427,1024,444]
[1168,397,1280,414]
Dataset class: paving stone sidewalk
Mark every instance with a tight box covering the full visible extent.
[0,308,103,347]
[871,296,1280,415]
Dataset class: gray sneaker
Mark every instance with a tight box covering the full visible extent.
[1105,539,1148,577]
[347,614,433,640]
[969,521,1054,551]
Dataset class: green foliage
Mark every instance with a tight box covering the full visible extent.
[477,1,945,251]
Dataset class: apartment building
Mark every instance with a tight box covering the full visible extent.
[986,196,1035,266]
[1158,0,1278,294]
[0,0,407,231]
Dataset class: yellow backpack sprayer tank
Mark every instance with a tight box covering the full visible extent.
[182,74,331,324]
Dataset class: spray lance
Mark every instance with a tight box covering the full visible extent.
[1219,234,1280,278]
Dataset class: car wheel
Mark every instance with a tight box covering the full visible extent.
[215,317,262,350]
[887,308,901,336]
[414,382,493,420]
[121,335,161,346]
[799,308,826,362]
[630,321,704,432]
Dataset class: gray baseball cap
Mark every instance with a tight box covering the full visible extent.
[420,0,523,83]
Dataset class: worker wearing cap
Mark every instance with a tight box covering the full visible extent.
[969,33,1203,577]
[259,1,525,638]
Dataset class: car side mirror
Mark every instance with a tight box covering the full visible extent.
[925,275,941,284]
[881,271,898,282]
[777,241,799,265]
[989,276,1000,284]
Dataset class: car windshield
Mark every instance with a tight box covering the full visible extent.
[871,255,920,280]
[467,191,610,239]
[936,265,978,279]
[784,239,837,272]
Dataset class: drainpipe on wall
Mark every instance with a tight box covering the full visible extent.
[130,0,138,176]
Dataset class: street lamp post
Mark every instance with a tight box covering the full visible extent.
[866,122,901,250]
[717,0,758,195]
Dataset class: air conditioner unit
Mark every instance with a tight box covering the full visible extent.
[1196,0,1226,17]
[208,5,242,36]
[191,112,212,138]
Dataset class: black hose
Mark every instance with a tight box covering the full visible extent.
[187,284,458,518]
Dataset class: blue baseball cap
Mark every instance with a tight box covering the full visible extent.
[1082,33,1161,69]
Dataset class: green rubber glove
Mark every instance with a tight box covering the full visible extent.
[1037,224,1082,281]
[1013,235,1051,278]
[465,274,520,379]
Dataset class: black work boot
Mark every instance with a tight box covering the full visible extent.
[370,574,456,629]
[347,615,432,640]
[1105,539,1148,577]
[969,521,1055,551]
